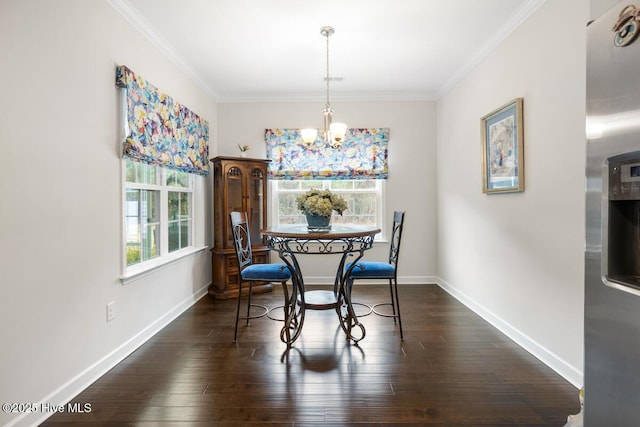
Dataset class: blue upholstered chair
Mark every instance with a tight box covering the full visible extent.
[230,211,291,342]
[347,211,406,339]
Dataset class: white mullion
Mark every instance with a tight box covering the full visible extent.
[128,182,161,191]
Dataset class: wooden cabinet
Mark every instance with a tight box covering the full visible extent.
[210,156,273,299]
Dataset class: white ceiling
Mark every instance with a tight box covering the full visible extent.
[111,0,545,102]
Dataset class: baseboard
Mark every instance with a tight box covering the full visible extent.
[436,277,583,388]
[11,283,210,427]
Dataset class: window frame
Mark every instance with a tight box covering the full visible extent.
[121,159,201,282]
[269,179,387,241]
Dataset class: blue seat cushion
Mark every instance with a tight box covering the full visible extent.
[347,261,395,278]
[241,263,291,281]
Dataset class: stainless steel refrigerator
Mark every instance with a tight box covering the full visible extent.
[585,2,640,425]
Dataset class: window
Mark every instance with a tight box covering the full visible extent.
[124,159,194,271]
[265,128,388,236]
[270,179,385,234]
[117,66,207,280]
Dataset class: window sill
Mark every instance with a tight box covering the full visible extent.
[120,246,208,285]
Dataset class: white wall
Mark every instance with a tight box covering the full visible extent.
[216,100,437,283]
[0,1,215,426]
[590,0,619,20]
[436,0,587,386]
[0,1,591,425]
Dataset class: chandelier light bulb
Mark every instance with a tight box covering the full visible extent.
[330,122,348,147]
[300,128,318,147]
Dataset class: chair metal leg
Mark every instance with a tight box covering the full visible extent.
[246,281,252,326]
[392,278,403,340]
[234,280,243,343]
[233,279,269,342]
[370,278,404,340]
[388,279,397,323]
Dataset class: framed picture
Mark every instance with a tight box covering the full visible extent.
[481,98,524,194]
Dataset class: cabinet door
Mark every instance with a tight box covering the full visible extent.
[209,156,272,299]
[247,166,266,245]
[225,165,244,245]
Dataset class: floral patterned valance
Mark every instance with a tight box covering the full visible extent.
[265,128,389,180]
[115,65,209,176]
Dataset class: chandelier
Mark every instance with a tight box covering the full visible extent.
[301,26,347,149]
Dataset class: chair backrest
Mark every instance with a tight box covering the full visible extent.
[388,211,406,268]
[230,211,253,271]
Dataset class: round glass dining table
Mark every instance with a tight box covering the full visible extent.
[261,225,381,346]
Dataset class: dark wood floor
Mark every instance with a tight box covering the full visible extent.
[42,284,579,426]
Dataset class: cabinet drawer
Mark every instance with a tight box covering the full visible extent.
[226,256,238,270]
[226,250,268,269]
[253,253,267,265]
[226,273,239,286]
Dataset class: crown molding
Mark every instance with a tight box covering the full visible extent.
[436,0,547,98]
[106,0,219,100]
[215,91,439,103]
[107,0,544,104]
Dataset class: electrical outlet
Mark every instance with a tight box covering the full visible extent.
[106,302,115,321]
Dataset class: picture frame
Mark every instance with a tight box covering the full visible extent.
[481,98,524,194]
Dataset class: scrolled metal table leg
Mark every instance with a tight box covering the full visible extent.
[336,252,367,343]
[278,251,305,346]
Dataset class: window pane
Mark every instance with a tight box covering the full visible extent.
[180,192,190,216]
[125,189,141,266]
[142,190,158,223]
[278,180,299,190]
[168,192,179,219]
[141,190,160,261]
[334,193,377,226]
[278,192,305,225]
[126,161,136,183]
[354,180,376,189]
[125,188,160,266]
[300,180,322,190]
[330,181,353,190]
[168,192,191,219]
[275,179,380,228]
[168,218,191,252]
[168,192,181,252]
[142,223,159,260]
[168,191,192,253]
[126,242,141,265]
[168,221,180,252]
[126,159,157,185]
[167,169,190,188]
[181,220,191,249]
[125,189,140,234]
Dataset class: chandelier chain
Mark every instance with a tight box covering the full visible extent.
[325,30,331,109]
